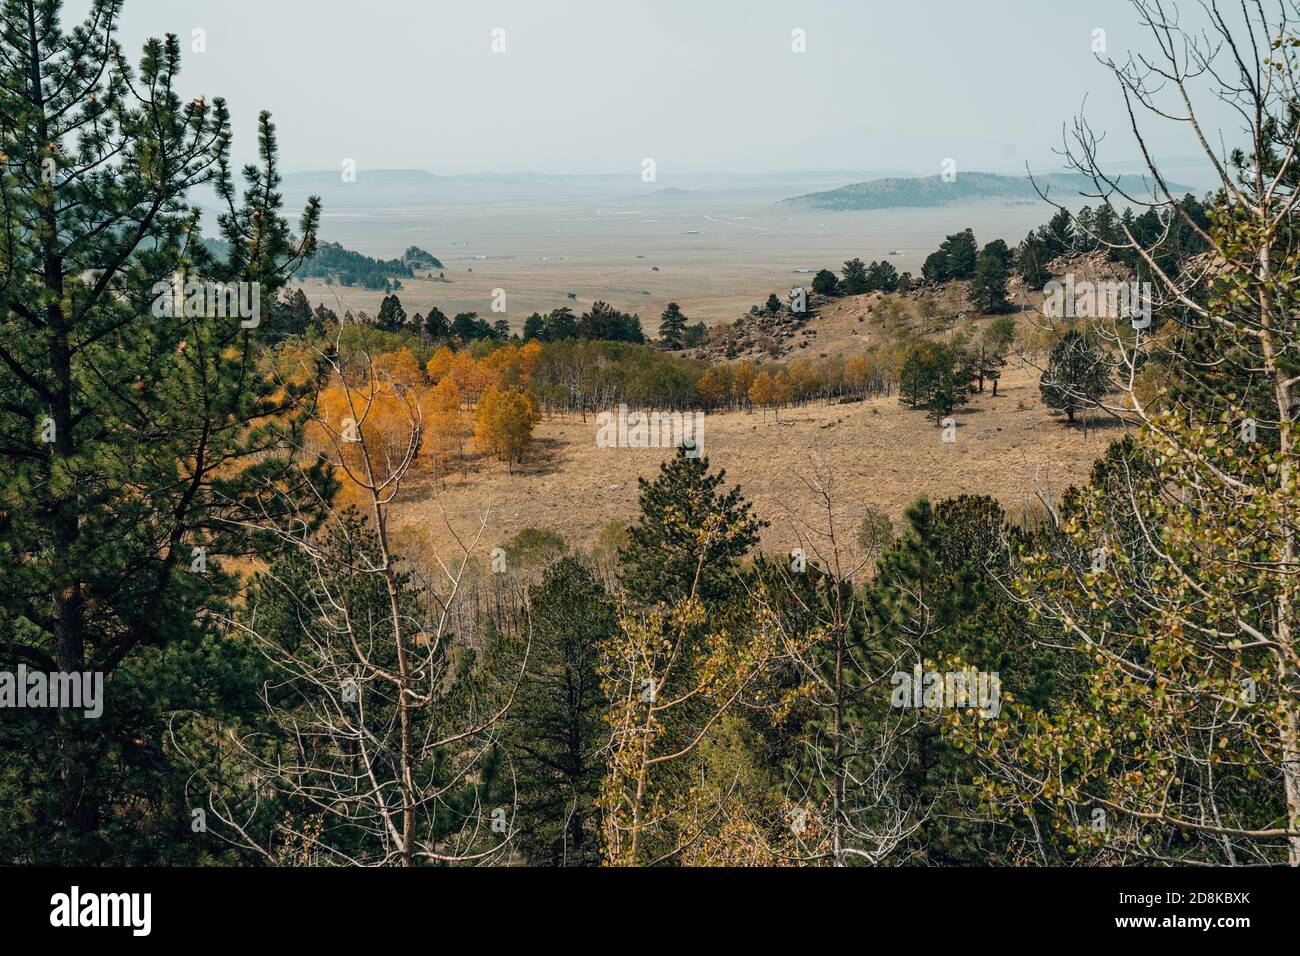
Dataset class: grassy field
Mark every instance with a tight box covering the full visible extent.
[387,360,1117,570]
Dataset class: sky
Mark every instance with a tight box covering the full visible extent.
[66,0,1242,180]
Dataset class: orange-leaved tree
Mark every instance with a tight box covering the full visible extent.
[474,385,539,472]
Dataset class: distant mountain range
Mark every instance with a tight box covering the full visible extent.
[258,168,921,209]
[785,171,1197,211]
[238,168,1203,216]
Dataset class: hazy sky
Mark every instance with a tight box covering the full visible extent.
[72,0,1241,178]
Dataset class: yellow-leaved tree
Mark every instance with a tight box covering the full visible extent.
[474,385,538,472]
[424,376,467,482]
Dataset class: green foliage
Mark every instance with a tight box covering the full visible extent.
[424,305,448,339]
[1016,230,1051,286]
[898,340,971,422]
[865,497,1047,864]
[619,446,765,606]
[812,268,840,296]
[298,240,412,290]
[1040,329,1109,423]
[841,257,869,295]
[971,240,1011,313]
[658,302,688,349]
[504,526,567,567]
[866,259,900,293]
[941,228,979,281]
[451,310,496,341]
[579,301,645,343]
[922,249,949,285]
[0,5,327,861]
[485,557,615,865]
[376,293,408,332]
[264,288,317,339]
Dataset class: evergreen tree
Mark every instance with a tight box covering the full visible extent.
[865,496,1044,864]
[522,311,546,341]
[866,260,900,293]
[424,305,448,339]
[486,557,615,865]
[681,320,709,348]
[970,240,1011,313]
[0,7,325,862]
[543,306,578,341]
[898,341,969,421]
[1040,330,1109,423]
[619,446,765,606]
[267,287,314,337]
[376,293,407,332]
[1016,231,1051,287]
[1074,206,1097,252]
[658,302,688,349]
[1089,203,1122,252]
[840,257,869,295]
[812,268,840,296]
[451,310,492,340]
[313,302,338,328]
[1041,208,1075,257]
[921,250,950,285]
[941,228,979,280]
[580,301,644,343]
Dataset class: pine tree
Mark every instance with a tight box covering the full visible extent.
[922,250,950,285]
[423,305,448,339]
[543,306,578,340]
[840,257,869,295]
[658,302,688,349]
[0,4,324,861]
[268,287,314,337]
[376,293,407,331]
[941,228,979,280]
[1040,330,1109,423]
[619,446,765,606]
[971,241,1011,313]
[1042,208,1075,257]
[1016,231,1051,286]
[485,556,615,865]
[812,268,840,296]
[522,312,545,341]
[866,260,899,293]
[864,496,1035,864]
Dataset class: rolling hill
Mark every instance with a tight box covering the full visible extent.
[786,171,1195,211]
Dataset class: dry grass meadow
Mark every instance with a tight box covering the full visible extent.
[388,360,1117,568]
